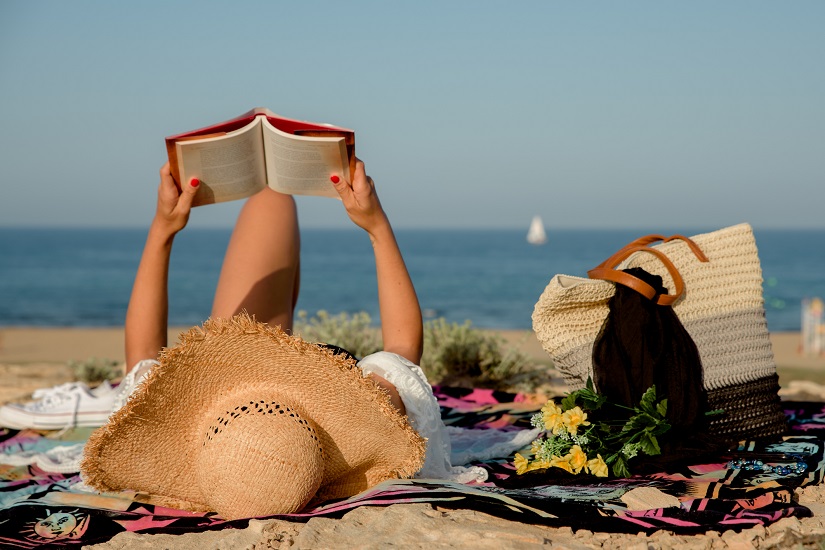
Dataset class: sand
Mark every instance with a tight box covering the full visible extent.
[2,326,825,548]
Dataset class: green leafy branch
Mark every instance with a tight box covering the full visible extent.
[521,378,671,478]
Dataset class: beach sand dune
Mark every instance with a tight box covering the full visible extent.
[2,326,825,548]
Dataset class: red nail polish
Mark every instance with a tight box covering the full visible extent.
[190,178,200,187]
[330,175,340,184]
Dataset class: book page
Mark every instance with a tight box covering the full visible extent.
[175,118,266,206]
[261,119,348,198]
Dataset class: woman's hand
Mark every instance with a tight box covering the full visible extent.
[332,158,423,364]
[153,162,200,235]
[125,162,198,367]
[331,159,389,236]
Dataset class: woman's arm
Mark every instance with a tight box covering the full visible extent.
[331,161,423,364]
[124,163,200,369]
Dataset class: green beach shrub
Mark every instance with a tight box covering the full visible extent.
[294,310,382,359]
[420,318,538,390]
[294,310,540,391]
[68,357,121,385]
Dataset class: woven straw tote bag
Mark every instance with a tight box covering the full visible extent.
[532,223,787,442]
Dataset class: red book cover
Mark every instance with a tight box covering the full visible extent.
[165,108,355,185]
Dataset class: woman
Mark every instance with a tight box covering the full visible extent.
[6,157,528,518]
[119,159,421,418]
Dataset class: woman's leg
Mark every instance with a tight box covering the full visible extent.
[211,188,300,332]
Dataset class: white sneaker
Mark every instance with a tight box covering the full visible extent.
[110,359,156,416]
[0,380,117,430]
[0,442,86,473]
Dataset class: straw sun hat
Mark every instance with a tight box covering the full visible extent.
[80,313,425,520]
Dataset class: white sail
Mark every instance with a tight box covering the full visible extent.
[526,215,547,245]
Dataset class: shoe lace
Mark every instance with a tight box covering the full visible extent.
[111,370,137,412]
[43,443,85,463]
[30,382,86,411]
[111,364,151,415]
[29,384,84,435]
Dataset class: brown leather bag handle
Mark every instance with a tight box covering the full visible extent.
[595,234,709,271]
[587,234,709,306]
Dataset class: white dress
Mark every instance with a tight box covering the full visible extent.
[357,352,539,483]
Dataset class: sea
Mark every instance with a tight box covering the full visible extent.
[0,227,823,332]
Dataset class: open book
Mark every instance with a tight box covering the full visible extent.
[165,108,355,206]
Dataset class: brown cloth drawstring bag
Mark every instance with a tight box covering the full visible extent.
[586,235,707,441]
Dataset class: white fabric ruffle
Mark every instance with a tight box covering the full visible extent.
[447,426,540,467]
[358,351,487,483]
[359,352,535,484]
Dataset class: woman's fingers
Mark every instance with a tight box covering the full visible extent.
[176,177,200,213]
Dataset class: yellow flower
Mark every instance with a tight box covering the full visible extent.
[515,453,551,475]
[549,455,574,474]
[586,455,609,477]
[528,459,551,472]
[541,401,565,435]
[514,453,530,475]
[562,406,591,435]
[566,445,588,474]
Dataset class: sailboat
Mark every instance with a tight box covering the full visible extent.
[526,215,547,245]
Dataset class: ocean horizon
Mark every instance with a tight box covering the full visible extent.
[1,227,823,332]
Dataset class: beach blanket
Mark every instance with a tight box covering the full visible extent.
[2,387,824,547]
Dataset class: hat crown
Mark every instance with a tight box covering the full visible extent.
[196,391,324,519]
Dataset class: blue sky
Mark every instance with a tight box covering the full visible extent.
[1,1,822,229]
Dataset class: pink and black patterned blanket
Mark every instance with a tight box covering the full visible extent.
[2,387,824,547]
